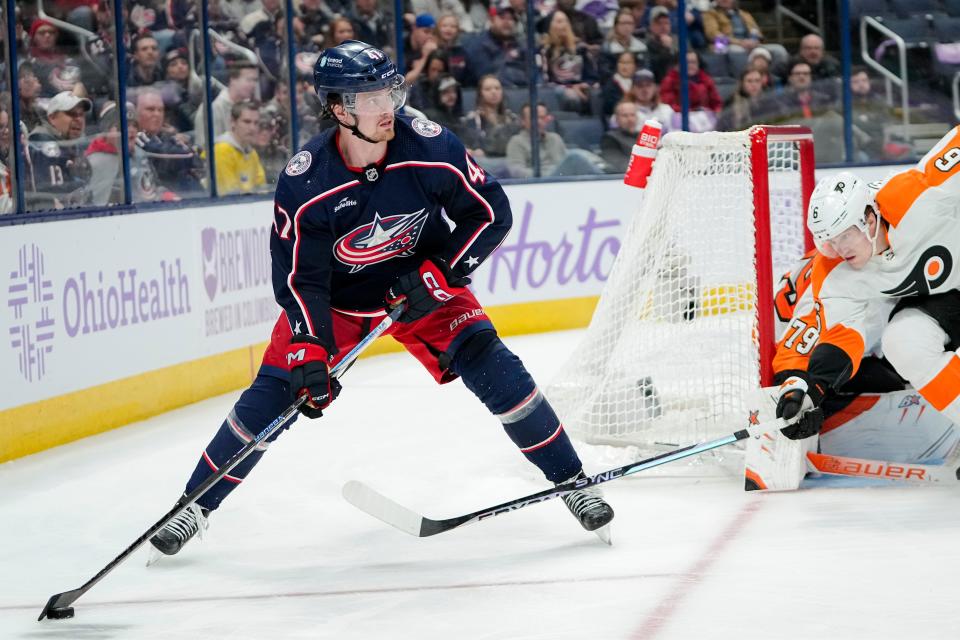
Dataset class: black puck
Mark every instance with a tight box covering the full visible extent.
[47,606,75,619]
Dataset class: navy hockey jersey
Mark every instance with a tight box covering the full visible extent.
[270,115,512,352]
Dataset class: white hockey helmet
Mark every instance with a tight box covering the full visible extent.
[806,171,878,256]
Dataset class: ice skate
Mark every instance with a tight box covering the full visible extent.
[148,502,209,563]
[558,471,614,544]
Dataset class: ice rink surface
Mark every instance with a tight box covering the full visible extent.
[2,330,959,639]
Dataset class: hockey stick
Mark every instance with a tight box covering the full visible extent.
[806,452,960,484]
[38,306,404,621]
[342,416,787,537]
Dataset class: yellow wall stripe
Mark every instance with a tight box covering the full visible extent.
[0,297,601,463]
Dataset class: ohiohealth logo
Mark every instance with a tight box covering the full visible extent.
[7,244,55,382]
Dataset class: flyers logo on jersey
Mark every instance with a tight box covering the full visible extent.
[881,245,953,296]
[334,209,429,272]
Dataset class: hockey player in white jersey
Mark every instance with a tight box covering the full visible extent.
[771,127,960,457]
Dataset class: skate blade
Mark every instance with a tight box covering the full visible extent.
[593,524,612,546]
[145,545,165,567]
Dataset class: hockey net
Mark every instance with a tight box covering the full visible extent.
[546,126,815,455]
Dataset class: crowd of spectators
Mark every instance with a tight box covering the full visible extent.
[0,0,925,214]
[390,0,907,176]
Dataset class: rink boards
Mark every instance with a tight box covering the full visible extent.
[0,166,908,462]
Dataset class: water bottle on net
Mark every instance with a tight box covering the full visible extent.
[623,119,662,189]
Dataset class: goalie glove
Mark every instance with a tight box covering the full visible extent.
[775,374,824,440]
[385,258,470,323]
[287,335,341,419]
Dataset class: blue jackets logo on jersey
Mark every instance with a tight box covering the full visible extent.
[334,209,429,272]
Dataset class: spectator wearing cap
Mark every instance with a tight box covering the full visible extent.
[435,14,470,86]
[660,51,722,114]
[349,0,392,50]
[18,62,46,133]
[27,91,93,210]
[601,51,639,122]
[539,0,603,48]
[600,100,640,173]
[645,6,677,82]
[703,0,762,53]
[404,14,440,86]
[85,101,154,205]
[623,68,674,130]
[747,46,780,92]
[128,32,164,87]
[423,74,465,132]
[506,102,605,178]
[135,87,206,199]
[214,100,267,195]
[540,10,599,114]
[161,47,204,133]
[28,18,68,97]
[464,2,529,88]
[194,61,259,150]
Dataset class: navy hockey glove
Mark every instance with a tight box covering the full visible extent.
[287,335,341,419]
[385,258,471,323]
[775,375,824,440]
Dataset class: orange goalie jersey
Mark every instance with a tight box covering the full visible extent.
[805,125,960,392]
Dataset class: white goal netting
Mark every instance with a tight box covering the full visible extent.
[546,127,814,454]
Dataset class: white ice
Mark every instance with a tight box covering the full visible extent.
[2,330,959,639]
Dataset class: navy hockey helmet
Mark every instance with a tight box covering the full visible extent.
[313,40,406,117]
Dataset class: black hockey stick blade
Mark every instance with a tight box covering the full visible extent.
[37,307,403,621]
[38,590,79,621]
[343,417,785,537]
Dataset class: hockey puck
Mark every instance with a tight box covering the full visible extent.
[47,607,75,619]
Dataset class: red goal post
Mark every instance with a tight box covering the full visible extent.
[752,126,816,388]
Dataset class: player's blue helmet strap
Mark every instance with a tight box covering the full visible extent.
[313,40,406,115]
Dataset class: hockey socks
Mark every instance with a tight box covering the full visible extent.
[184,373,296,511]
[451,330,581,482]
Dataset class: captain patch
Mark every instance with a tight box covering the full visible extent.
[285,150,312,176]
[412,117,442,138]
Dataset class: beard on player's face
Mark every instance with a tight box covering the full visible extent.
[334,105,395,142]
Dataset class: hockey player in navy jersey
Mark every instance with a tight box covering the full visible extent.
[150,40,614,556]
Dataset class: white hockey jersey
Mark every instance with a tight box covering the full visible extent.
[807,125,960,391]
[772,250,894,377]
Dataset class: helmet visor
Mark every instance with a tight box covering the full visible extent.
[343,75,407,115]
[821,224,864,256]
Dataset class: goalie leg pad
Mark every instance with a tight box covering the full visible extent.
[185,372,296,511]
[745,428,818,491]
[451,330,582,483]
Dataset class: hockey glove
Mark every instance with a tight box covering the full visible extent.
[385,258,470,323]
[287,335,341,419]
[775,375,824,440]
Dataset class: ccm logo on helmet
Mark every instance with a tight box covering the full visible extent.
[287,348,307,365]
